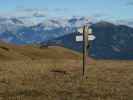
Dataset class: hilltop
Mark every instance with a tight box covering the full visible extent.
[0,42,82,61]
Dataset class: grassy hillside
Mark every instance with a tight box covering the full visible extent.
[0,60,133,100]
[0,42,81,61]
[0,43,132,100]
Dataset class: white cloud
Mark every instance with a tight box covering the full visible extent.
[0,8,47,19]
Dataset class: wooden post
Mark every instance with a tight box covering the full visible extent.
[83,26,89,76]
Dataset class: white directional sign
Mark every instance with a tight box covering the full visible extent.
[76,35,83,42]
[76,35,96,42]
[88,35,96,40]
[88,28,93,34]
[77,28,83,34]
[78,28,93,34]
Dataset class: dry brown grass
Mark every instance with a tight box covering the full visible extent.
[0,59,133,100]
[0,43,133,100]
[0,42,81,61]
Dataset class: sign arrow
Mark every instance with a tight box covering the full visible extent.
[76,35,96,42]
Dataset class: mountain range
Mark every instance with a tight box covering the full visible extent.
[0,16,91,44]
[50,21,133,59]
[0,16,133,59]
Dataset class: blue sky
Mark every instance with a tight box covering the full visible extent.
[0,0,133,21]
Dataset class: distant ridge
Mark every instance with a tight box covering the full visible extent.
[0,16,132,45]
[45,21,133,59]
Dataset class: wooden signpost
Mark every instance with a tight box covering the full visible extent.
[76,25,96,76]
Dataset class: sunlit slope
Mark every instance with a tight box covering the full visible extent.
[0,42,81,60]
[0,42,28,60]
